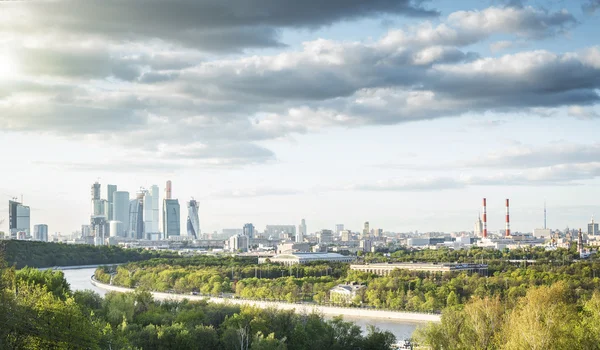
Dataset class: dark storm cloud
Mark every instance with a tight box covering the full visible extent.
[3,0,437,51]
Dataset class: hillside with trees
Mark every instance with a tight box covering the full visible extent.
[0,259,397,349]
[1,240,178,268]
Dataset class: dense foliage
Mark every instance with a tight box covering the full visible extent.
[414,282,600,350]
[100,248,600,313]
[1,240,178,268]
[0,260,397,349]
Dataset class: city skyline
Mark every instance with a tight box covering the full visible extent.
[1,0,600,234]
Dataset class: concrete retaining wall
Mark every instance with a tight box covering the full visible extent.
[91,277,440,323]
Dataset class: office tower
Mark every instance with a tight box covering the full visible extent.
[151,185,159,233]
[187,199,200,239]
[363,221,370,239]
[9,200,30,237]
[589,216,599,236]
[129,198,144,239]
[163,199,180,238]
[91,182,101,200]
[33,224,48,242]
[297,219,306,243]
[335,224,344,235]
[109,221,122,238]
[243,223,255,238]
[106,184,117,221]
[113,191,130,237]
[165,180,172,199]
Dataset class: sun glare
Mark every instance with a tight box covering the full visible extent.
[0,53,19,79]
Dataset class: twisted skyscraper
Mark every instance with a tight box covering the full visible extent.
[187,199,200,239]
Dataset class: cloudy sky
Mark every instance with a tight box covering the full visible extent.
[1,0,600,235]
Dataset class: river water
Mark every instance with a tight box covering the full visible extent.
[62,268,421,341]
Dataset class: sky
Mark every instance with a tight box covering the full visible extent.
[1,0,600,235]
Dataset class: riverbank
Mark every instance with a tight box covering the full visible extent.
[91,276,441,323]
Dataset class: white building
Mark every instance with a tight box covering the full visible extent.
[259,252,354,265]
[330,283,365,304]
[317,229,333,244]
[229,234,249,252]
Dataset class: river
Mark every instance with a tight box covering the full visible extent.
[62,267,421,341]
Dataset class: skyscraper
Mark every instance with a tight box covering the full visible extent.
[33,224,48,242]
[363,221,370,239]
[113,191,130,237]
[335,224,344,235]
[589,216,599,236]
[9,200,30,237]
[187,199,200,239]
[297,219,306,243]
[163,199,180,238]
[243,223,255,238]
[151,185,159,233]
[129,198,144,239]
[106,184,117,221]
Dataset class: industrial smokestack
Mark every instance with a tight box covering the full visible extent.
[483,198,487,238]
[505,199,510,237]
[166,180,172,199]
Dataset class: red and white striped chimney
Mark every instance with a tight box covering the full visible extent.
[483,198,488,238]
[505,199,510,237]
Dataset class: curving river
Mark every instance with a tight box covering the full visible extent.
[62,267,421,341]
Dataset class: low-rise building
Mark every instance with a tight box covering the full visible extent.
[258,252,354,265]
[330,283,365,305]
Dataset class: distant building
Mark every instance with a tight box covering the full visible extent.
[330,283,365,304]
[277,242,310,254]
[129,199,144,239]
[163,199,181,238]
[33,224,48,242]
[350,262,488,276]
[341,230,351,242]
[187,199,200,239]
[9,200,30,237]
[113,191,130,237]
[588,217,599,236]
[265,225,296,238]
[259,252,355,265]
[106,184,117,221]
[359,239,372,252]
[229,234,249,252]
[143,187,160,235]
[335,224,344,234]
[297,219,307,243]
[474,215,483,237]
[243,223,255,238]
[317,229,333,244]
[533,228,552,239]
[222,228,243,238]
[362,221,370,239]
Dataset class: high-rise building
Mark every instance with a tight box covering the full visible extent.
[9,200,30,237]
[297,219,306,243]
[151,185,159,233]
[106,184,117,221]
[474,214,483,237]
[163,199,181,238]
[362,221,370,239]
[589,216,599,236]
[33,224,48,242]
[129,199,144,239]
[113,191,130,237]
[335,224,344,235]
[187,199,200,239]
[243,223,255,238]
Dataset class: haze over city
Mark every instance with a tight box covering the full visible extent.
[2,0,600,235]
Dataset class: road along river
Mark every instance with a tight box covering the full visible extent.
[60,267,439,341]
